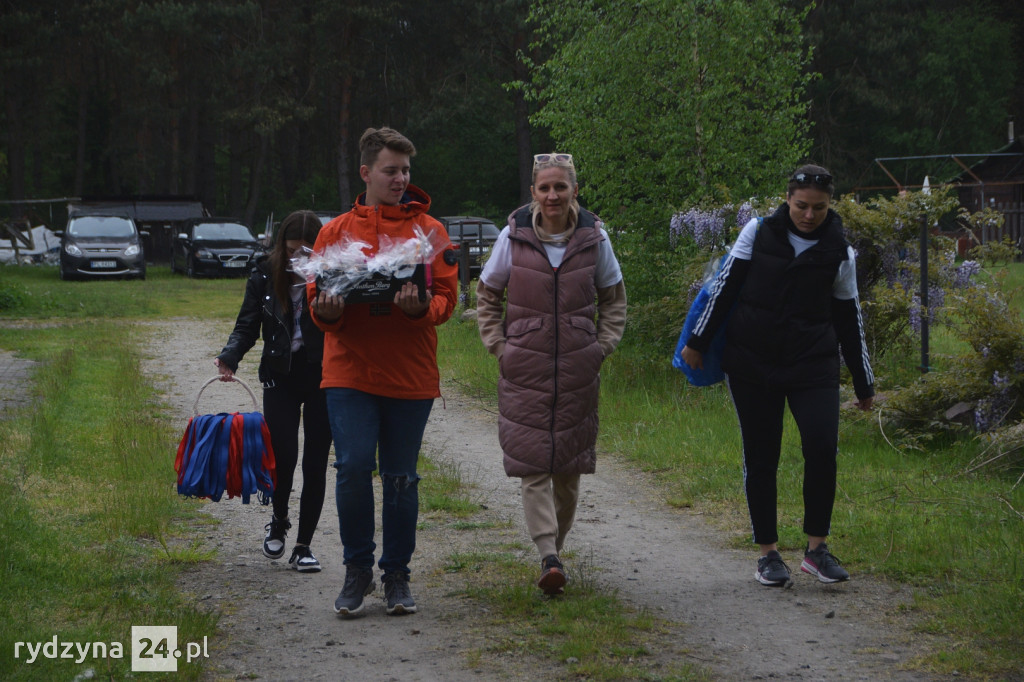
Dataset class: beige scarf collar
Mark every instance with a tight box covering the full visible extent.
[531,202,579,244]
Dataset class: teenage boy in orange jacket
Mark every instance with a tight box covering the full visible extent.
[309,127,457,617]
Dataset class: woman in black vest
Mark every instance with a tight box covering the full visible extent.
[215,210,332,572]
[681,166,874,586]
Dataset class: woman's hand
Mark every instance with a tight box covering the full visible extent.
[213,357,234,381]
[855,397,874,411]
[313,290,344,323]
[680,344,703,370]
[394,282,432,318]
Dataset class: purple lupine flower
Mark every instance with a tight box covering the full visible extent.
[953,261,981,289]
[974,370,1015,432]
[669,212,686,247]
[735,201,755,228]
[927,286,945,322]
[909,294,922,333]
[670,206,730,250]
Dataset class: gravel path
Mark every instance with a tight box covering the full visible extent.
[140,316,950,681]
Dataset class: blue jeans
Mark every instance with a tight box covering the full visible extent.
[325,387,433,576]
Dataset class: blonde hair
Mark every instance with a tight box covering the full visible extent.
[531,153,577,186]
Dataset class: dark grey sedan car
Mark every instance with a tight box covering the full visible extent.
[58,215,147,280]
[439,216,500,278]
[171,218,264,278]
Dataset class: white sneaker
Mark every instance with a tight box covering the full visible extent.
[262,515,290,559]
[288,545,321,573]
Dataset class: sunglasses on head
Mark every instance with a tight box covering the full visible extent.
[534,153,574,168]
[790,172,833,187]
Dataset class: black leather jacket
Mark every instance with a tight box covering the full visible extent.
[217,256,324,386]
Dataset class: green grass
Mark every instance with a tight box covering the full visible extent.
[1,263,1021,679]
[418,452,485,517]
[0,264,245,319]
[445,547,706,681]
[0,315,218,680]
[436,285,1024,679]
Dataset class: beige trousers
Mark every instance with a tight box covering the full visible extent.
[520,472,581,559]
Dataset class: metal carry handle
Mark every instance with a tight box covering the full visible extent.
[192,375,260,416]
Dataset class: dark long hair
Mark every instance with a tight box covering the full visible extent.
[271,210,322,312]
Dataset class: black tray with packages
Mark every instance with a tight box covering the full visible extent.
[317,263,427,304]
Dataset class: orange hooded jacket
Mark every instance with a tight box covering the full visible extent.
[307,185,457,399]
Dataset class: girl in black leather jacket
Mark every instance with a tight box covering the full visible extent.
[215,210,332,572]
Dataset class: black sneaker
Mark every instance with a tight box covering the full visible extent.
[287,545,321,573]
[262,516,291,559]
[537,554,567,595]
[382,572,417,615]
[755,550,791,586]
[801,543,850,583]
[333,566,374,617]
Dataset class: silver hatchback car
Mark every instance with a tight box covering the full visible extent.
[58,215,147,280]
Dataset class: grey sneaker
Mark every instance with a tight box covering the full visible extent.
[287,545,321,573]
[333,566,374,616]
[801,543,850,583]
[755,550,791,586]
[382,572,417,615]
[262,516,291,559]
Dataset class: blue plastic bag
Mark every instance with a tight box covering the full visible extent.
[672,264,727,386]
[672,218,761,386]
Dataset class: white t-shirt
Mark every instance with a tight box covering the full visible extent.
[480,226,624,291]
[731,218,859,300]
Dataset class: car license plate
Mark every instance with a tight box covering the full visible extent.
[224,261,246,268]
[92,260,117,268]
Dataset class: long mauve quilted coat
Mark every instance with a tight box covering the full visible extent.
[497,205,606,476]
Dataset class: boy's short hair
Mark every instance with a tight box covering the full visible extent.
[359,127,416,169]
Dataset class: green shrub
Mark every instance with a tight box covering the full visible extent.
[0,276,28,311]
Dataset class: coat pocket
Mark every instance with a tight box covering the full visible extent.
[505,316,545,341]
[568,315,597,336]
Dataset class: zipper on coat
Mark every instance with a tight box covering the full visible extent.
[550,266,559,473]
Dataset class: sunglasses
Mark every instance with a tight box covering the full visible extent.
[790,172,833,187]
[534,153,574,168]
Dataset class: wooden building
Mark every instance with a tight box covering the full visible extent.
[953,130,1024,249]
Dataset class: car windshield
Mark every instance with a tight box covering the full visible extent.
[68,216,136,238]
[448,221,499,240]
[194,223,255,241]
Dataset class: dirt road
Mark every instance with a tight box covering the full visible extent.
[142,317,947,681]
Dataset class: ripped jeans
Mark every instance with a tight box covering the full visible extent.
[325,388,434,576]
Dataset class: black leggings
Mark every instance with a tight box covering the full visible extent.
[727,377,839,545]
[263,349,332,546]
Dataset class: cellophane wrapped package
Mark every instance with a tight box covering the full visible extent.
[292,225,446,303]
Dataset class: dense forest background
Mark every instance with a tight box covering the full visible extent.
[1,0,1021,233]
